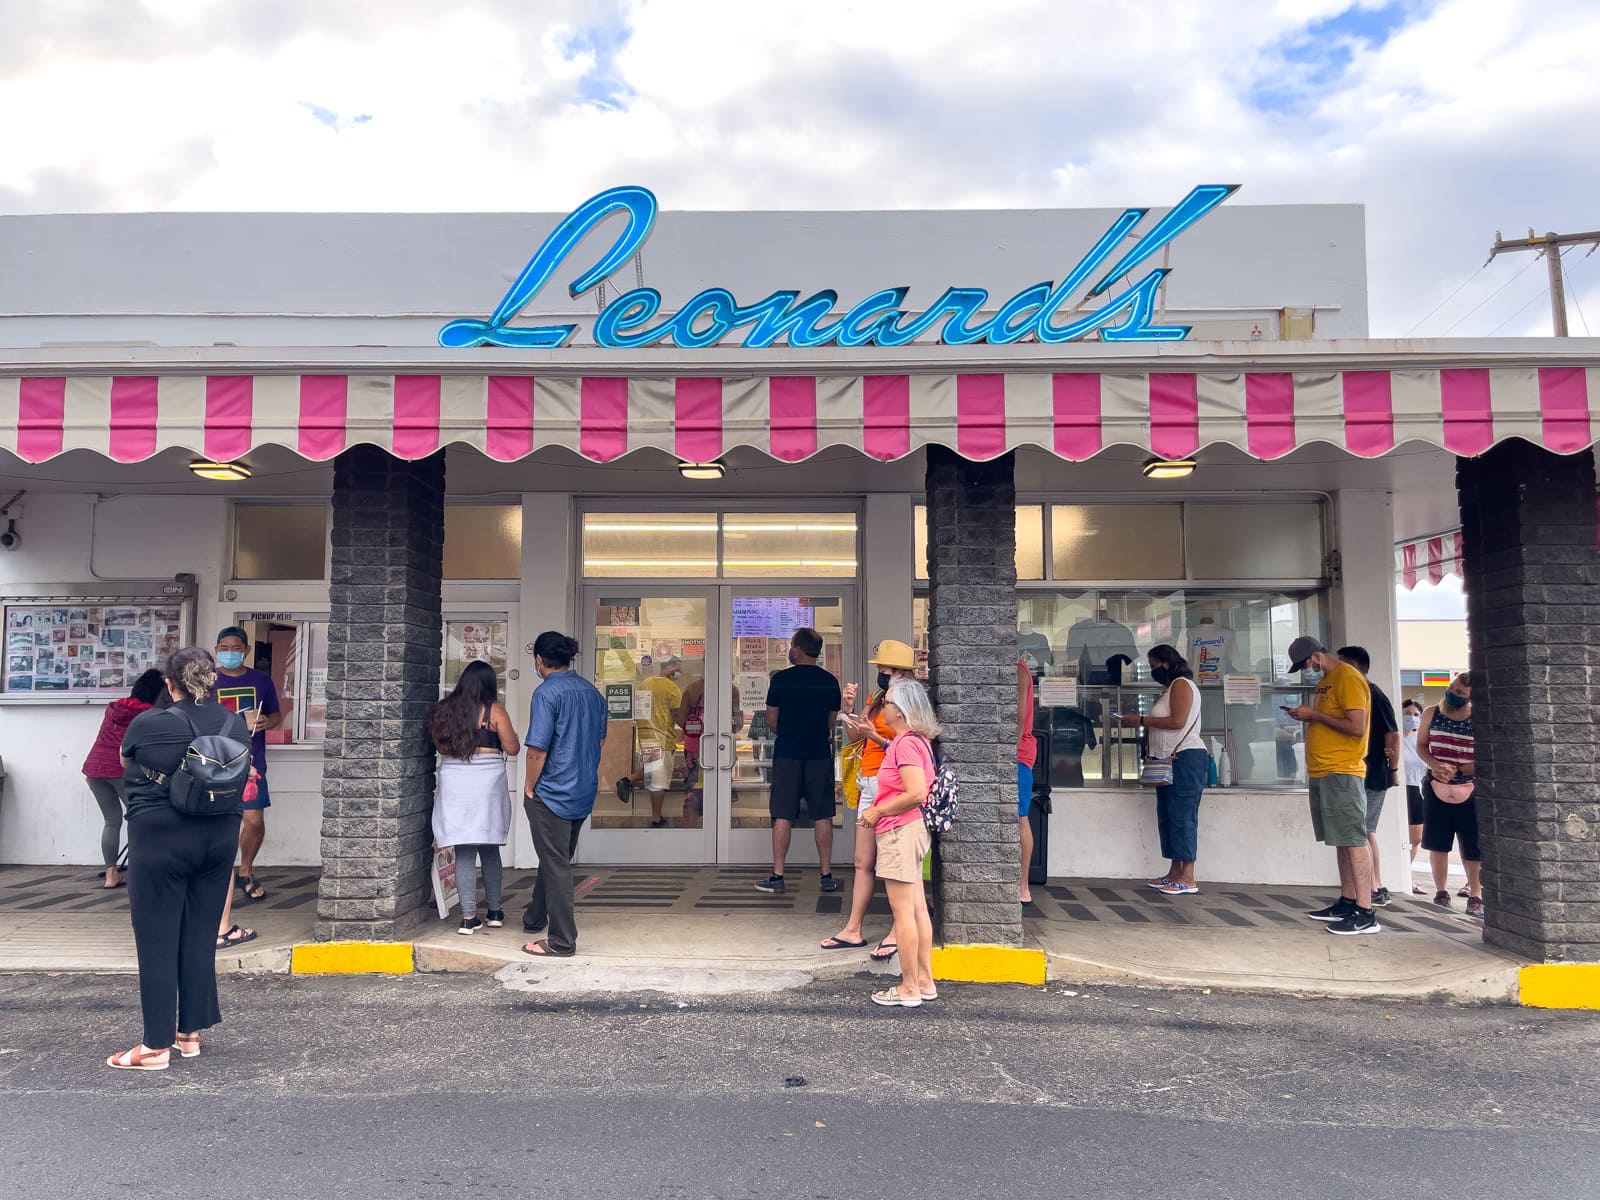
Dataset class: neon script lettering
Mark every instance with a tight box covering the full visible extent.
[438,183,1239,351]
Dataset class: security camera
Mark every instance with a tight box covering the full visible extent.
[0,520,19,552]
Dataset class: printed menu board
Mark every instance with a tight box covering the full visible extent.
[4,603,183,694]
[730,597,814,639]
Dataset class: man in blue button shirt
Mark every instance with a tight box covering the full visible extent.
[520,631,608,958]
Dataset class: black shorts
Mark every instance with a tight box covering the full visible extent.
[1406,784,1425,826]
[1419,778,1481,861]
[769,757,836,824]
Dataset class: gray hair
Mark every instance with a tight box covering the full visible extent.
[885,678,942,739]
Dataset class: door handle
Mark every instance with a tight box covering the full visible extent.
[717,731,737,772]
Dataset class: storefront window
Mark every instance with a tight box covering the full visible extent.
[1184,503,1324,578]
[582,514,719,578]
[582,511,859,579]
[232,505,328,581]
[912,588,1327,791]
[443,618,509,694]
[1051,505,1182,579]
[444,506,522,579]
[230,616,328,743]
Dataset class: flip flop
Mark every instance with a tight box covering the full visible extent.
[869,939,899,962]
[819,936,867,950]
[522,939,576,958]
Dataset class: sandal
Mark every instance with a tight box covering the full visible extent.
[870,987,922,1008]
[236,875,266,902]
[107,1044,169,1071]
[522,939,576,958]
[868,939,898,962]
[173,1033,201,1059]
[216,924,258,951]
[819,936,867,950]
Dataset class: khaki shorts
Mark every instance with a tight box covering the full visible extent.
[1309,774,1368,847]
[875,819,931,884]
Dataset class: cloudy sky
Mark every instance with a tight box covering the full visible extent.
[2,0,1596,341]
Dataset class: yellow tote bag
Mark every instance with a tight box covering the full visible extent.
[840,740,864,809]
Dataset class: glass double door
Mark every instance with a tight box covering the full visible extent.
[579,586,855,865]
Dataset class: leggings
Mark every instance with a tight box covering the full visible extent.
[86,777,126,867]
[127,805,240,1050]
[453,844,503,917]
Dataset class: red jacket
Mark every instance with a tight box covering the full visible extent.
[82,697,153,779]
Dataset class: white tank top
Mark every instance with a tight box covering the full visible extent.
[1149,677,1204,757]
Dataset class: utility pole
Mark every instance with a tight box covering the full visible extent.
[1488,228,1600,337]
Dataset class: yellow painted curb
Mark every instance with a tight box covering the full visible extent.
[932,944,1047,986]
[1519,963,1600,1010]
[292,941,414,975]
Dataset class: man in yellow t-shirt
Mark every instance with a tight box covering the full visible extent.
[1286,635,1379,936]
[636,657,684,828]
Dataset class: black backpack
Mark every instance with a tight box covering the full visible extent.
[144,707,252,818]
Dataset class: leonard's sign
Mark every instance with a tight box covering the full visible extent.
[438,184,1239,352]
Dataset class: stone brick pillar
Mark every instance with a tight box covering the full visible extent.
[316,447,446,941]
[925,446,1021,946]
[1458,442,1600,962]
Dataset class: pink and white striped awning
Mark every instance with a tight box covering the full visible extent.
[3,366,1600,465]
[1396,531,1464,590]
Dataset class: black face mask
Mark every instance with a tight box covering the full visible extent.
[1150,666,1173,686]
[877,672,892,691]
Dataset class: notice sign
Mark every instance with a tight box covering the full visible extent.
[1038,678,1078,708]
[606,683,634,719]
[1223,675,1262,705]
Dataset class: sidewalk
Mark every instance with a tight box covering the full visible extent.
[0,864,1522,1002]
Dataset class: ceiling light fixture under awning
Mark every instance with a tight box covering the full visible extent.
[677,460,726,480]
[188,459,252,481]
[1141,458,1196,480]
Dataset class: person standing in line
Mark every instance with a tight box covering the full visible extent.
[1117,644,1206,895]
[1337,647,1401,908]
[858,679,940,1008]
[1417,673,1482,917]
[635,656,683,829]
[81,668,165,889]
[520,632,608,958]
[1400,698,1429,894]
[755,627,842,896]
[107,647,250,1070]
[677,675,742,829]
[213,626,281,904]
[430,661,521,935]
[821,639,916,954]
[1285,635,1379,935]
[1017,656,1039,904]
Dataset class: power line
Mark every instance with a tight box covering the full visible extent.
[1562,252,1592,337]
[1487,227,1600,336]
[1486,279,1553,336]
[1403,261,1487,336]
[1438,256,1539,335]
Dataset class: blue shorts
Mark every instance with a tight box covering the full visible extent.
[243,774,271,811]
[1017,762,1034,818]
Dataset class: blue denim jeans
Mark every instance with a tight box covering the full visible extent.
[1155,748,1208,862]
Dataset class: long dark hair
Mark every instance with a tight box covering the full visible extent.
[130,668,165,705]
[430,661,499,761]
[1147,644,1194,682]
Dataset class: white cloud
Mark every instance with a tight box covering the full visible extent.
[0,0,1595,336]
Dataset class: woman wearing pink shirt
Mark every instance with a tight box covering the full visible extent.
[858,678,941,1008]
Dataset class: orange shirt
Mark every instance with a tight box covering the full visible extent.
[859,699,895,776]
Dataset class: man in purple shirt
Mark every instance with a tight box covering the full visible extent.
[214,626,282,903]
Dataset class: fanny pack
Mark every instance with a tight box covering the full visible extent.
[1433,779,1475,804]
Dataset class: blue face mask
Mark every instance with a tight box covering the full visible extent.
[1443,691,1467,710]
[216,650,246,670]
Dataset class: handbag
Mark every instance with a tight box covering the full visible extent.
[1139,681,1202,789]
[841,739,864,809]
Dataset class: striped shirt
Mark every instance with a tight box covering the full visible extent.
[1426,709,1474,778]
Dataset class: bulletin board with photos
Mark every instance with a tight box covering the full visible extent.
[3,595,192,696]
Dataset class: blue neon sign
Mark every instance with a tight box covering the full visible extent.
[438,183,1239,351]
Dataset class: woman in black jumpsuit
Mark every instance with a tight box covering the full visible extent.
[108,647,250,1071]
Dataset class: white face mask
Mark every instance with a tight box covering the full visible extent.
[1403,714,1420,732]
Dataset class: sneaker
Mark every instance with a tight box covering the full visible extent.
[754,875,785,894]
[1370,887,1391,908]
[458,917,483,936]
[648,819,668,829]
[1327,909,1381,936]
[485,910,505,928]
[1433,890,1452,909]
[1306,897,1356,922]
[818,874,840,893]
[1465,896,1485,919]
